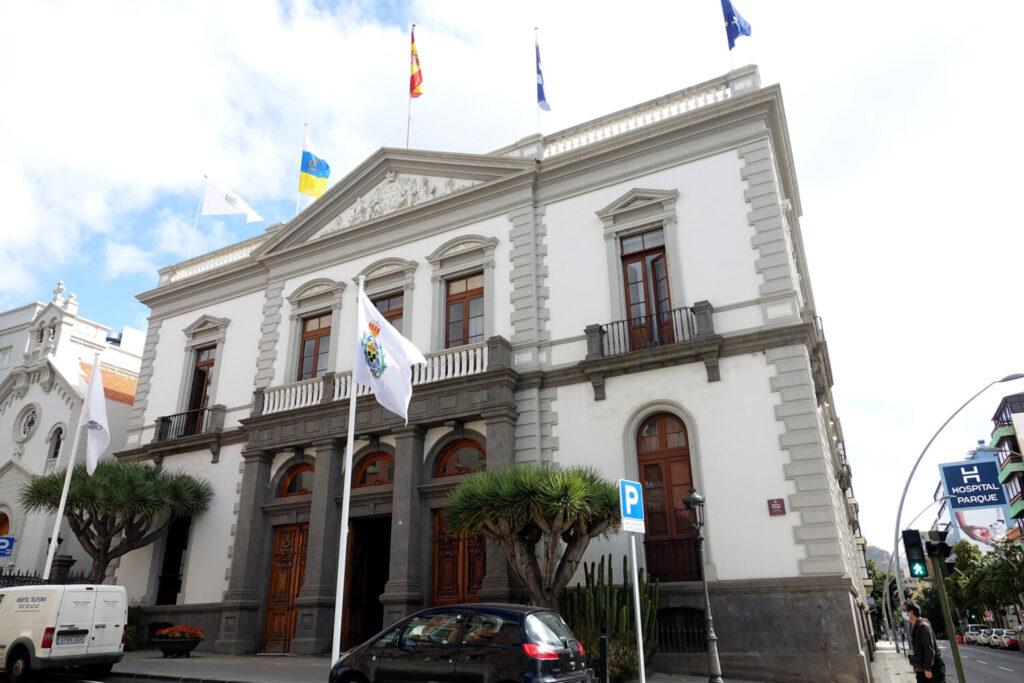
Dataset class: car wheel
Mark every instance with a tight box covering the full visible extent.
[7,648,31,683]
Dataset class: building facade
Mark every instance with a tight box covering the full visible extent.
[989,393,1024,544]
[0,282,143,575]
[115,66,872,681]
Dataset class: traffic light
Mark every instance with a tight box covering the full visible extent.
[902,529,929,578]
[924,529,952,559]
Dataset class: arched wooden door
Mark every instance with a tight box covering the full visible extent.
[637,413,700,581]
[263,523,308,652]
[431,440,487,605]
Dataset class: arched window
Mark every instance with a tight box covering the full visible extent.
[0,512,9,536]
[279,464,314,497]
[353,453,394,488]
[435,440,486,478]
[49,427,64,459]
[637,413,699,582]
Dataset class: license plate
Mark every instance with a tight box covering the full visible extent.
[56,634,86,645]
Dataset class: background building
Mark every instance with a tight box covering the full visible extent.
[0,281,143,575]
[115,66,870,681]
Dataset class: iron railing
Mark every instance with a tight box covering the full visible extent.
[601,307,695,356]
[0,569,93,589]
[155,408,209,442]
[656,607,707,653]
[644,537,701,583]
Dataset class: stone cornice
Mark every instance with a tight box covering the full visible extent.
[114,426,247,463]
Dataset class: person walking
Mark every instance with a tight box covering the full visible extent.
[904,601,945,682]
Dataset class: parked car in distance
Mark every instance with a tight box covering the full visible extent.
[989,629,1006,647]
[328,603,590,683]
[965,624,983,644]
[998,629,1021,651]
[979,629,994,647]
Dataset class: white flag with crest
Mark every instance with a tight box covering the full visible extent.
[201,178,263,223]
[352,289,426,422]
[80,360,110,475]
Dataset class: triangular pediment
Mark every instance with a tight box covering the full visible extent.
[256,147,535,255]
[596,188,679,227]
[181,315,230,337]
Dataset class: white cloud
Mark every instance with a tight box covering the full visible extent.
[103,242,158,280]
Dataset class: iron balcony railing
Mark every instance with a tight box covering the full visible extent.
[600,307,696,356]
[155,408,209,442]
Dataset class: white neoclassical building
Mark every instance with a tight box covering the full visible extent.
[115,66,873,682]
[0,282,143,576]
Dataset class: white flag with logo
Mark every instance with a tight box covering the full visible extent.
[353,289,426,422]
[80,361,110,475]
[201,178,263,223]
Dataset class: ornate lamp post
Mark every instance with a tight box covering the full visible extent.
[684,487,724,683]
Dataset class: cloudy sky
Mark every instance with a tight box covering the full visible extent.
[2,0,1022,557]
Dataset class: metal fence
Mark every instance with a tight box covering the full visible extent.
[0,568,93,589]
[657,607,707,653]
[155,408,208,442]
[601,307,696,356]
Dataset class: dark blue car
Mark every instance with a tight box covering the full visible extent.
[329,603,590,683]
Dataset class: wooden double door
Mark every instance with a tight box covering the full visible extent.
[263,523,308,653]
[431,510,486,606]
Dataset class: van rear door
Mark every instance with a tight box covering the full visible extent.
[88,587,126,655]
[53,586,95,658]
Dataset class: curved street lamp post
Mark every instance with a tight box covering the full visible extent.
[892,373,1024,608]
[684,487,724,683]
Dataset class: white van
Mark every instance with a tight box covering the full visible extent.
[0,584,126,682]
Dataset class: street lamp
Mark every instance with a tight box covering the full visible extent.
[891,373,1024,607]
[684,487,724,683]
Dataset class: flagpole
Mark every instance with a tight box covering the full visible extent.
[296,123,307,217]
[331,276,364,663]
[406,25,415,149]
[187,177,205,259]
[42,352,99,579]
[535,28,541,135]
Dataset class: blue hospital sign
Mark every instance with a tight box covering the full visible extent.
[619,479,645,534]
[0,536,14,557]
[940,459,1007,510]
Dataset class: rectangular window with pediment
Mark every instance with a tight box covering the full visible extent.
[373,292,404,335]
[297,312,332,381]
[445,273,484,348]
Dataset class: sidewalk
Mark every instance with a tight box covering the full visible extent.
[869,640,917,682]
[114,644,913,682]
[114,649,752,683]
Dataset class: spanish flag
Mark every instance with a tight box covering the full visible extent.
[410,26,423,98]
[298,130,330,198]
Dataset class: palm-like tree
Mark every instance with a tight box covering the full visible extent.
[21,461,213,582]
[445,464,620,608]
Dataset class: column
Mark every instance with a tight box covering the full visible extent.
[216,448,273,654]
[291,437,344,654]
[379,425,427,624]
[476,407,517,602]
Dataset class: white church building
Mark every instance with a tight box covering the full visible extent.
[114,66,873,682]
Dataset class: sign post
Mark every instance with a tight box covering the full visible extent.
[0,536,13,557]
[619,479,646,683]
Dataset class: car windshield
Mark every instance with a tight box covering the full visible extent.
[524,611,575,647]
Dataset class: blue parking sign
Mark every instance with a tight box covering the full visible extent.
[0,536,14,557]
[619,479,645,534]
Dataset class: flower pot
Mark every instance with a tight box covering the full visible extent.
[154,638,202,658]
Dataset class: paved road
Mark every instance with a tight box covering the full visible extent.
[939,639,1023,683]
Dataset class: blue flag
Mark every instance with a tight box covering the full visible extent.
[721,0,751,50]
[536,40,550,111]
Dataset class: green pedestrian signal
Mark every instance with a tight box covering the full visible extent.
[902,529,929,579]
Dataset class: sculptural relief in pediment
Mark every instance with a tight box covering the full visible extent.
[314,171,481,238]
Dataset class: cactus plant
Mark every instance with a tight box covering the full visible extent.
[561,554,659,682]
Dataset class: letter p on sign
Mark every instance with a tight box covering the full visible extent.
[619,479,645,534]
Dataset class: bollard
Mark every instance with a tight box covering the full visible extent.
[599,628,609,683]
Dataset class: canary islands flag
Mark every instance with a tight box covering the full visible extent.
[410,26,423,98]
[298,130,330,198]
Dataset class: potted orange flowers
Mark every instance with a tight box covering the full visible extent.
[154,625,204,657]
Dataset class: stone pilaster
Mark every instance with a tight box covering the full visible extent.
[379,425,427,624]
[291,438,344,654]
[476,408,517,602]
[216,448,273,654]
